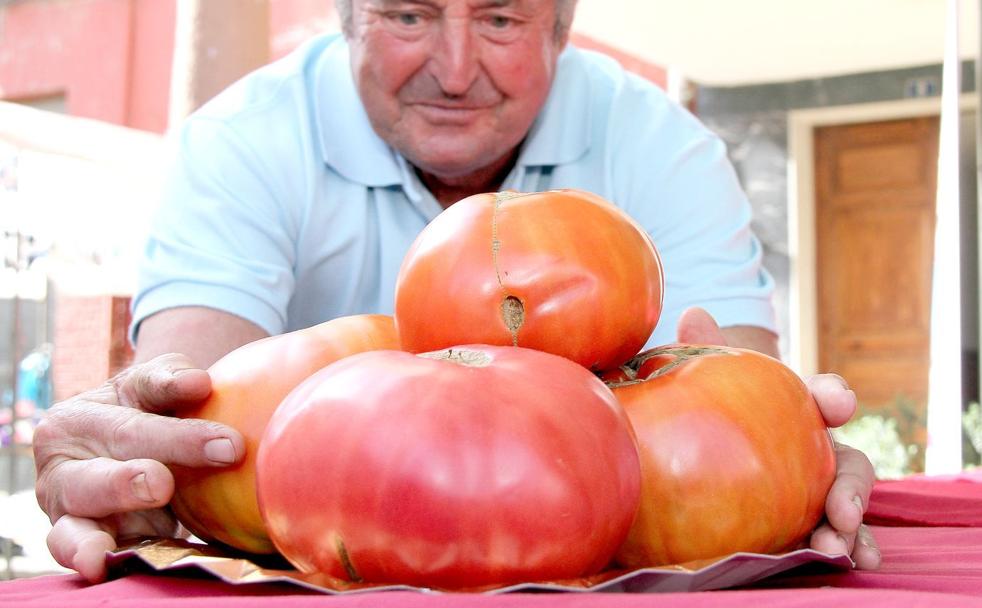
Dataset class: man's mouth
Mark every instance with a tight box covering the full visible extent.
[409,102,494,125]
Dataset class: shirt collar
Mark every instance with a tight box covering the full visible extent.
[515,46,592,168]
[313,38,591,187]
[313,36,404,188]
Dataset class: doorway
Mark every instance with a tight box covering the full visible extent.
[788,97,980,462]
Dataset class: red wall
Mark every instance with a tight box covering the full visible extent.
[128,0,178,132]
[0,0,175,132]
[51,295,133,401]
[0,1,665,134]
[269,0,339,61]
[570,32,667,90]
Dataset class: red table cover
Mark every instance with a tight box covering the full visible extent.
[865,471,982,527]
[3,472,981,607]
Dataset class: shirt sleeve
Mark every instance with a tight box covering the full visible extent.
[129,116,297,344]
[615,98,777,348]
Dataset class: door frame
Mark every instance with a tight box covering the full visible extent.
[787,94,976,376]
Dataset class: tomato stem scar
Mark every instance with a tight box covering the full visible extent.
[492,191,527,344]
[501,296,524,345]
[335,535,362,582]
[418,348,492,367]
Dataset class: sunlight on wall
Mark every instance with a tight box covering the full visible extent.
[0,104,165,299]
[925,0,965,474]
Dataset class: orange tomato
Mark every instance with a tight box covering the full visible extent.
[607,344,836,567]
[394,189,664,371]
[170,314,399,553]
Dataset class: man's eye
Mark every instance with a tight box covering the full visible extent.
[390,12,421,26]
[487,15,512,28]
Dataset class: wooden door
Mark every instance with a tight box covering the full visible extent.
[814,116,939,432]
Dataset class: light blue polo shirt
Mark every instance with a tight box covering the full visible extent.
[132,33,775,349]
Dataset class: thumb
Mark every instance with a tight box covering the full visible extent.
[676,307,728,346]
[114,353,212,414]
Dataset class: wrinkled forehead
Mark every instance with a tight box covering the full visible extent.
[343,0,574,40]
[354,0,555,11]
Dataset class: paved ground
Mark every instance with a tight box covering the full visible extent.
[0,490,70,579]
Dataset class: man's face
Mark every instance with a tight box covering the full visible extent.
[347,0,567,182]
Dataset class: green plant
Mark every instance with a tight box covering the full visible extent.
[963,401,981,469]
[833,414,915,479]
[833,398,982,477]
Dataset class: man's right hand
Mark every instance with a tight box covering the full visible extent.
[33,354,246,583]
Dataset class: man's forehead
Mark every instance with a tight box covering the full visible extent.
[365,0,541,9]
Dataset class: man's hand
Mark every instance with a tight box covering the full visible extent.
[33,354,246,583]
[804,374,880,569]
[676,307,881,569]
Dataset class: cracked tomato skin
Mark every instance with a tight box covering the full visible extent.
[394,189,664,371]
[256,344,642,588]
[170,314,399,554]
[607,345,836,568]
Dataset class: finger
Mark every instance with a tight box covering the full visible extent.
[676,307,727,345]
[113,354,212,414]
[47,515,117,584]
[41,457,174,521]
[115,508,182,540]
[805,373,857,427]
[38,400,244,466]
[825,443,876,536]
[35,408,243,523]
[854,526,882,569]
[809,521,853,558]
[852,524,882,570]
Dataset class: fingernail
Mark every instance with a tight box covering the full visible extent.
[862,537,880,558]
[859,526,879,552]
[862,539,881,564]
[131,473,155,502]
[205,438,236,464]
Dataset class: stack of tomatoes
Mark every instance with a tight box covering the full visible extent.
[171,189,835,590]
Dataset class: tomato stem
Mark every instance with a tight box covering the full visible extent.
[606,345,733,387]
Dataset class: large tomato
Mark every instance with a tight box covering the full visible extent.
[170,314,399,554]
[256,344,642,588]
[606,345,836,568]
[394,189,663,371]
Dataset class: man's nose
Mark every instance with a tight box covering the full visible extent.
[431,19,479,97]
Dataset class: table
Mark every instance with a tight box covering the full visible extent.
[3,472,981,607]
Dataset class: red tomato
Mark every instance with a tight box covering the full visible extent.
[607,345,836,567]
[256,344,642,588]
[394,189,663,371]
[170,314,399,554]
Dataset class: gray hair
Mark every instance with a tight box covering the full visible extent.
[335,0,578,43]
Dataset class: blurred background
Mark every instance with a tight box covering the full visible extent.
[1,0,980,580]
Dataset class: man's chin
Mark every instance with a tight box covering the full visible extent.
[406,151,509,184]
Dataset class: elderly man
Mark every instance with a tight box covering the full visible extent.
[33,0,879,582]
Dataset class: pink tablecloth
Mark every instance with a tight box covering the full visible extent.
[4,472,981,607]
[865,472,982,527]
